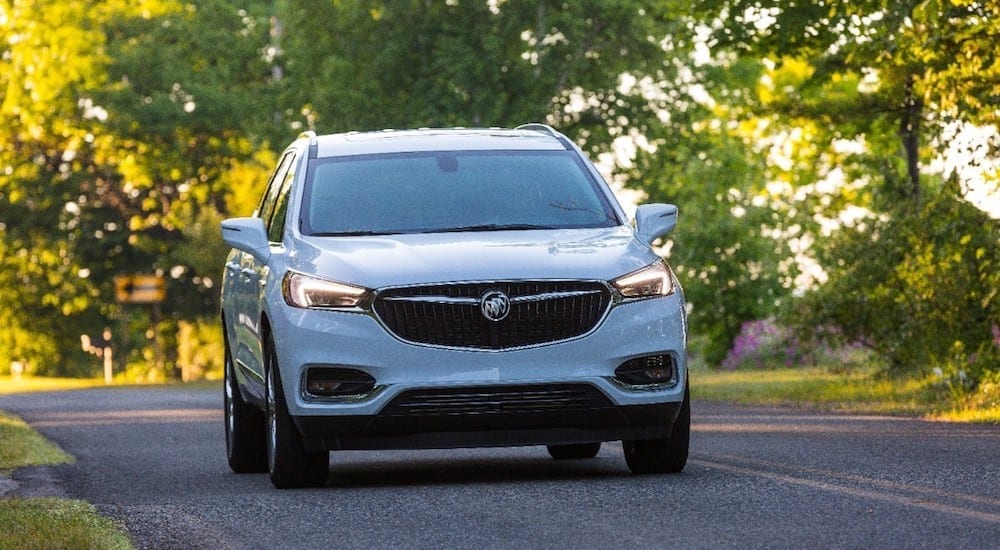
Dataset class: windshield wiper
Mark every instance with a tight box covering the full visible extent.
[426,223,561,233]
[549,201,619,224]
[311,230,400,237]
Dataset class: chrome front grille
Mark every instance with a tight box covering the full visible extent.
[372,281,612,349]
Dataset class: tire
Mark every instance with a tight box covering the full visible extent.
[265,339,329,489]
[224,332,267,473]
[623,384,690,474]
[547,442,602,460]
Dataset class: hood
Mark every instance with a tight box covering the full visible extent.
[288,226,657,289]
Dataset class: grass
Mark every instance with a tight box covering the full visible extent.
[1,404,134,549]
[0,375,108,395]
[0,411,73,471]
[0,374,221,395]
[690,363,1000,423]
[935,408,1000,423]
[0,498,132,550]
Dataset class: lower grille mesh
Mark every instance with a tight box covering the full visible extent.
[383,384,613,416]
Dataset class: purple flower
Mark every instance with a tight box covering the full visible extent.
[722,319,801,370]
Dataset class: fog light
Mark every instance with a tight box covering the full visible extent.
[304,367,376,397]
[615,354,676,386]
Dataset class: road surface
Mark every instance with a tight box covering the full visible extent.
[2,385,998,549]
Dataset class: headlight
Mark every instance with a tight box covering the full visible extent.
[612,261,674,298]
[282,272,371,309]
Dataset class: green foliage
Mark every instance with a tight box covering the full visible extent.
[630,52,798,365]
[1,0,276,376]
[638,125,793,365]
[279,0,677,134]
[795,179,999,380]
[176,318,224,382]
[0,0,146,375]
[694,0,1000,382]
[697,0,1000,127]
[0,291,60,376]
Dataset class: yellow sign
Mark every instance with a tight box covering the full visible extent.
[114,275,166,304]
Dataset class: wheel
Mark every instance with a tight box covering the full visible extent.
[623,384,690,474]
[265,339,329,489]
[224,332,267,473]
[547,442,601,460]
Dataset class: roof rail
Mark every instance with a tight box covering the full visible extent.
[515,123,559,137]
[515,123,572,150]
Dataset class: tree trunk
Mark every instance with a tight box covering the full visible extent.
[900,75,923,200]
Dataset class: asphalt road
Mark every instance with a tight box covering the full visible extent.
[1,385,998,549]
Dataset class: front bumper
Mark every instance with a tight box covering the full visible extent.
[296,395,682,451]
[268,292,687,450]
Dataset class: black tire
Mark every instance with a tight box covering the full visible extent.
[224,331,267,473]
[623,384,690,474]
[265,340,329,489]
[547,442,602,460]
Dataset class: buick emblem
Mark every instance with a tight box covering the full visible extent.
[480,290,511,322]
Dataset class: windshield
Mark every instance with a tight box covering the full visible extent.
[300,150,620,236]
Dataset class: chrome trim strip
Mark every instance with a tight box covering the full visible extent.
[381,289,602,305]
[382,295,478,305]
[300,381,388,403]
[509,290,602,303]
[604,376,680,392]
[235,358,264,384]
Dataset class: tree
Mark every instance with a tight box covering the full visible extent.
[796,179,999,378]
[626,50,799,365]
[0,0,174,374]
[97,0,280,318]
[0,0,278,376]
[278,0,676,135]
[694,0,1000,376]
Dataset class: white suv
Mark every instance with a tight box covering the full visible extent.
[220,124,689,488]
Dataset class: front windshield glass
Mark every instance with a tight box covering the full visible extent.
[300,150,620,236]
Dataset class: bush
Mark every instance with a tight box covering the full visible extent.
[176,319,224,382]
[794,181,999,382]
[721,319,800,370]
[721,319,878,372]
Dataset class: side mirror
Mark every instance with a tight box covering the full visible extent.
[221,217,271,263]
[634,203,678,245]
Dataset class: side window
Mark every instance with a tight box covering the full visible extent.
[256,151,296,229]
[267,167,295,243]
